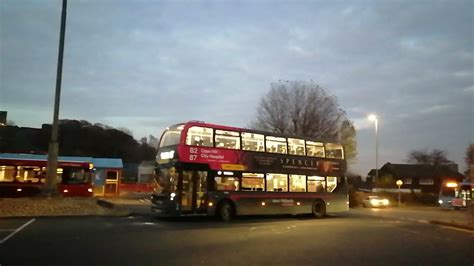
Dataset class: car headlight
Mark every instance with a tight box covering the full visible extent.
[382,199,389,205]
[370,199,378,205]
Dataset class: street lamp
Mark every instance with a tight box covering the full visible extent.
[396,179,403,207]
[368,114,378,189]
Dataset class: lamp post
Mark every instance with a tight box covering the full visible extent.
[368,114,378,189]
[396,179,403,207]
[45,0,68,196]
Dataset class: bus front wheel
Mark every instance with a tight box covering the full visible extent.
[312,200,326,218]
[218,200,235,222]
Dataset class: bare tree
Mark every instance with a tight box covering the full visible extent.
[407,148,453,165]
[148,135,159,149]
[251,80,357,161]
[117,127,133,137]
[466,144,474,165]
[464,143,474,177]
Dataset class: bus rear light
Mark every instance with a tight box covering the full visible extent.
[296,202,301,206]
[261,202,266,206]
[16,188,22,192]
[63,189,68,193]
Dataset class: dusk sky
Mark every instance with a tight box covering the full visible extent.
[1,0,473,176]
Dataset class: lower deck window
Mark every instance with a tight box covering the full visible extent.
[326,176,338,192]
[308,176,325,192]
[266,173,288,192]
[289,175,306,192]
[215,176,239,191]
[242,173,265,191]
[0,166,45,183]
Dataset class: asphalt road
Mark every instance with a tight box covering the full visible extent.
[0,213,472,266]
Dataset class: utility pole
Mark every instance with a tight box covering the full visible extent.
[44,0,67,196]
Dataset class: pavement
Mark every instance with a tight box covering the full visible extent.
[0,197,129,218]
[350,206,474,231]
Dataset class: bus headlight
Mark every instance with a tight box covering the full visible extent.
[88,188,93,193]
[170,192,176,200]
[438,199,443,204]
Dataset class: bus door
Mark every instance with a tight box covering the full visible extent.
[180,170,207,213]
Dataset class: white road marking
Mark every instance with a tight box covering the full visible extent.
[0,219,35,244]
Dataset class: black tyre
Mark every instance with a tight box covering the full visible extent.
[312,200,326,218]
[218,201,234,222]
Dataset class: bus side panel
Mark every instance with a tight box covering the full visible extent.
[58,183,93,197]
[235,197,314,216]
[229,193,321,216]
[325,193,349,213]
[326,183,350,214]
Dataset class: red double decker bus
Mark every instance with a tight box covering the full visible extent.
[151,121,349,221]
[0,153,94,197]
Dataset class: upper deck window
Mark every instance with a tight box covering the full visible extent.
[215,130,240,149]
[242,132,264,152]
[266,136,287,154]
[288,138,305,156]
[186,126,214,147]
[160,131,182,147]
[159,124,184,148]
[306,141,325,157]
[325,143,344,159]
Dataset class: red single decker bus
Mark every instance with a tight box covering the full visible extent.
[151,121,349,221]
[0,153,94,197]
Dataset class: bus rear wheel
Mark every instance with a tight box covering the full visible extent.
[312,200,326,218]
[218,201,235,222]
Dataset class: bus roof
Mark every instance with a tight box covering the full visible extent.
[0,153,93,164]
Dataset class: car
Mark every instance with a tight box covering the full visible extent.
[362,196,390,208]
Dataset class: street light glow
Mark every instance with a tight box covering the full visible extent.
[368,114,377,121]
[368,114,379,189]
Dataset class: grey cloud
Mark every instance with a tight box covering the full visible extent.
[1,0,472,174]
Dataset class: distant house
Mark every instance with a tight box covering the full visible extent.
[367,162,464,194]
